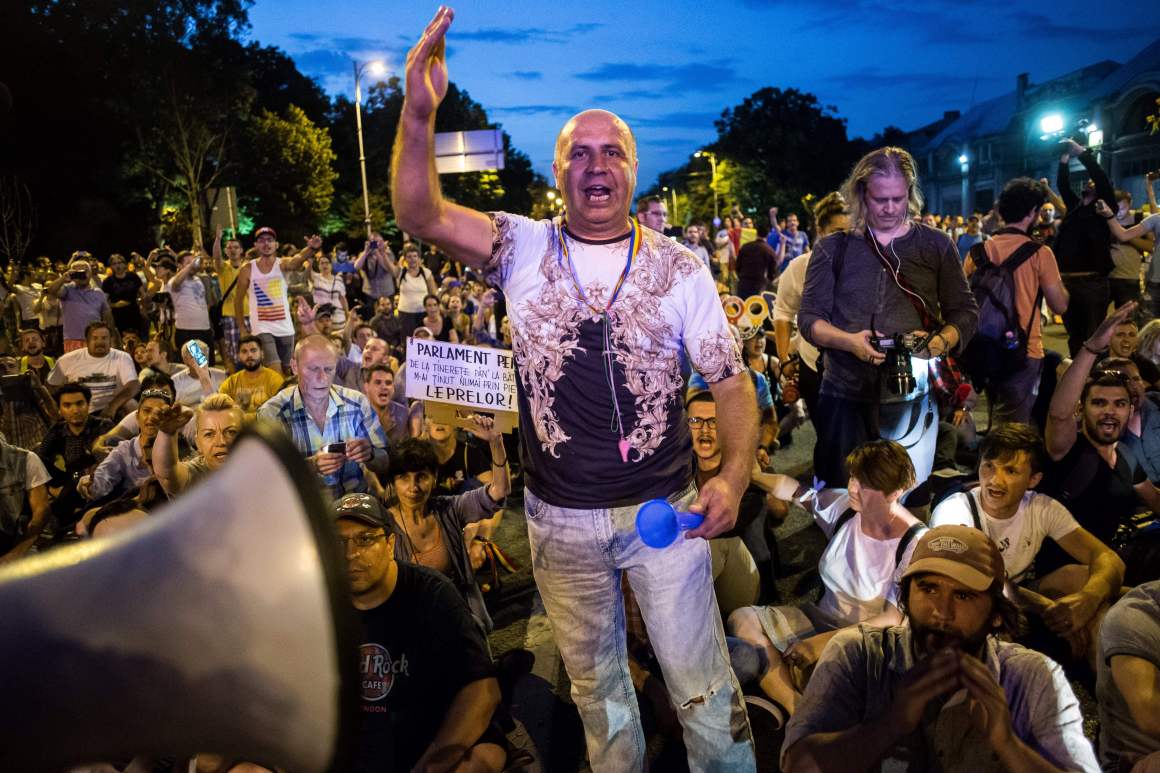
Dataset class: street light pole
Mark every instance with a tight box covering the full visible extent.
[354,60,385,241]
[695,151,719,222]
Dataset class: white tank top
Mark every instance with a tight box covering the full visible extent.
[248,260,295,337]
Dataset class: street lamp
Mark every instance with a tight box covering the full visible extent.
[662,185,678,222]
[694,150,719,222]
[354,59,387,240]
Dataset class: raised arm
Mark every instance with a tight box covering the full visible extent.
[281,234,322,272]
[1045,302,1136,460]
[1095,200,1156,242]
[1039,178,1067,217]
[233,262,251,325]
[152,405,196,496]
[390,8,495,269]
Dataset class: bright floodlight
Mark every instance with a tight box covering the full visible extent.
[958,154,968,164]
[546,191,556,200]
[1040,114,1064,134]
[367,60,387,77]
[1089,130,1104,146]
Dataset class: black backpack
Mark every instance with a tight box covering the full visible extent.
[960,237,1042,390]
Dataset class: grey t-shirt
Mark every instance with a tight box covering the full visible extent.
[1097,581,1160,770]
[784,624,1099,772]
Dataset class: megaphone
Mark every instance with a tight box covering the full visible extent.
[721,295,744,324]
[0,423,358,772]
[743,295,769,328]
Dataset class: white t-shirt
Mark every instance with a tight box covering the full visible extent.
[165,275,211,330]
[47,349,138,411]
[811,490,921,624]
[772,250,820,370]
[170,365,228,407]
[931,489,1079,583]
[311,272,347,325]
[24,451,51,489]
[483,214,743,508]
[397,267,434,314]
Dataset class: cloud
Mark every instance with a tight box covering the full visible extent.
[592,89,670,102]
[510,71,543,81]
[576,61,739,91]
[293,48,355,76]
[454,23,603,44]
[824,68,1000,94]
[1006,11,1153,41]
[489,104,579,117]
[623,111,722,130]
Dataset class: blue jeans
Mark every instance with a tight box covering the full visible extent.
[524,485,755,773]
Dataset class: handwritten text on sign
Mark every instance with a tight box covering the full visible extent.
[405,339,518,411]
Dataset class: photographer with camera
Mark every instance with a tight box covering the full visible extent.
[355,231,400,310]
[43,252,115,354]
[800,147,978,491]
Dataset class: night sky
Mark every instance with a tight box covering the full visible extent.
[247,0,1156,190]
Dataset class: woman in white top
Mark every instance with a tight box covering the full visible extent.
[397,242,437,337]
[727,439,925,715]
[310,254,348,326]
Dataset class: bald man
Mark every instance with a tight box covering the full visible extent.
[257,334,389,497]
[391,9,757,771]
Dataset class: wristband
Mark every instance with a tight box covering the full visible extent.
[491,456,507,467]
[1082,341,1106,356]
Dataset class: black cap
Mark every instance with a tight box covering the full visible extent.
[316,303,336,318]
[334,493,388,529]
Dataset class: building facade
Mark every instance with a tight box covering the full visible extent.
[911,38,1160,217]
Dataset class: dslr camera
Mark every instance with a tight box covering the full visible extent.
[870,331,920,396]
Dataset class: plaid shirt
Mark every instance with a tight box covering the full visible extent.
[258,384,389,498]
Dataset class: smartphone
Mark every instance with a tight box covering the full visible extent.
[70,271,87,281]
[324,442,347,455]
[185,340,209,368]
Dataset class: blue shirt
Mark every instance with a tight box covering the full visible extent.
[258,384,389,497]
[1120,393,1160,483]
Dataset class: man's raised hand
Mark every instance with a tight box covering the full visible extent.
[404,6,454,121]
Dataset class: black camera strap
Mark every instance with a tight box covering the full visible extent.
[864,230,942,332]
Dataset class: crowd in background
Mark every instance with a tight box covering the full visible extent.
[1,146,1159,772]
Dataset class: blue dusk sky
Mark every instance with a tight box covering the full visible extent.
[247,0,1156,189]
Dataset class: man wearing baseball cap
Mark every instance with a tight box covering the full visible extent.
[782,525,1098,772]
[232,226,322,375]
[334,493,506,773]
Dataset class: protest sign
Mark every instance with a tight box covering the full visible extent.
[405,338,519,433]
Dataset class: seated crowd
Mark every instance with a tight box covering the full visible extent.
[1,153,1159,772]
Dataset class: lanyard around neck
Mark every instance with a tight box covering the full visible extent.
[557,218,641,316]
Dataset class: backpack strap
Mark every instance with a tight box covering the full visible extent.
[833,506,857,538]
[964,490,983,530]
[895,523,926,568]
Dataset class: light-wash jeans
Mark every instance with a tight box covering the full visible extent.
[524,484,755,773]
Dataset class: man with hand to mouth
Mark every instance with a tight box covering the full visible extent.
[782,525,1099,773]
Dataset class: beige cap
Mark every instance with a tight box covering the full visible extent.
[901,525,1005,592]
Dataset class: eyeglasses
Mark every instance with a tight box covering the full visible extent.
[687,417,718,429]
[337,531,385,551]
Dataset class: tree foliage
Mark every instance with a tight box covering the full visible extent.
[239,106,338,242]
[0,2,543,259]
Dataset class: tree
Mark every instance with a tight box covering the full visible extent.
[0,176,36,267]
[713,87,856,215]
[239,105,338,240]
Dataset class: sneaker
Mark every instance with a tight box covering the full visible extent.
[744,695,787,772]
